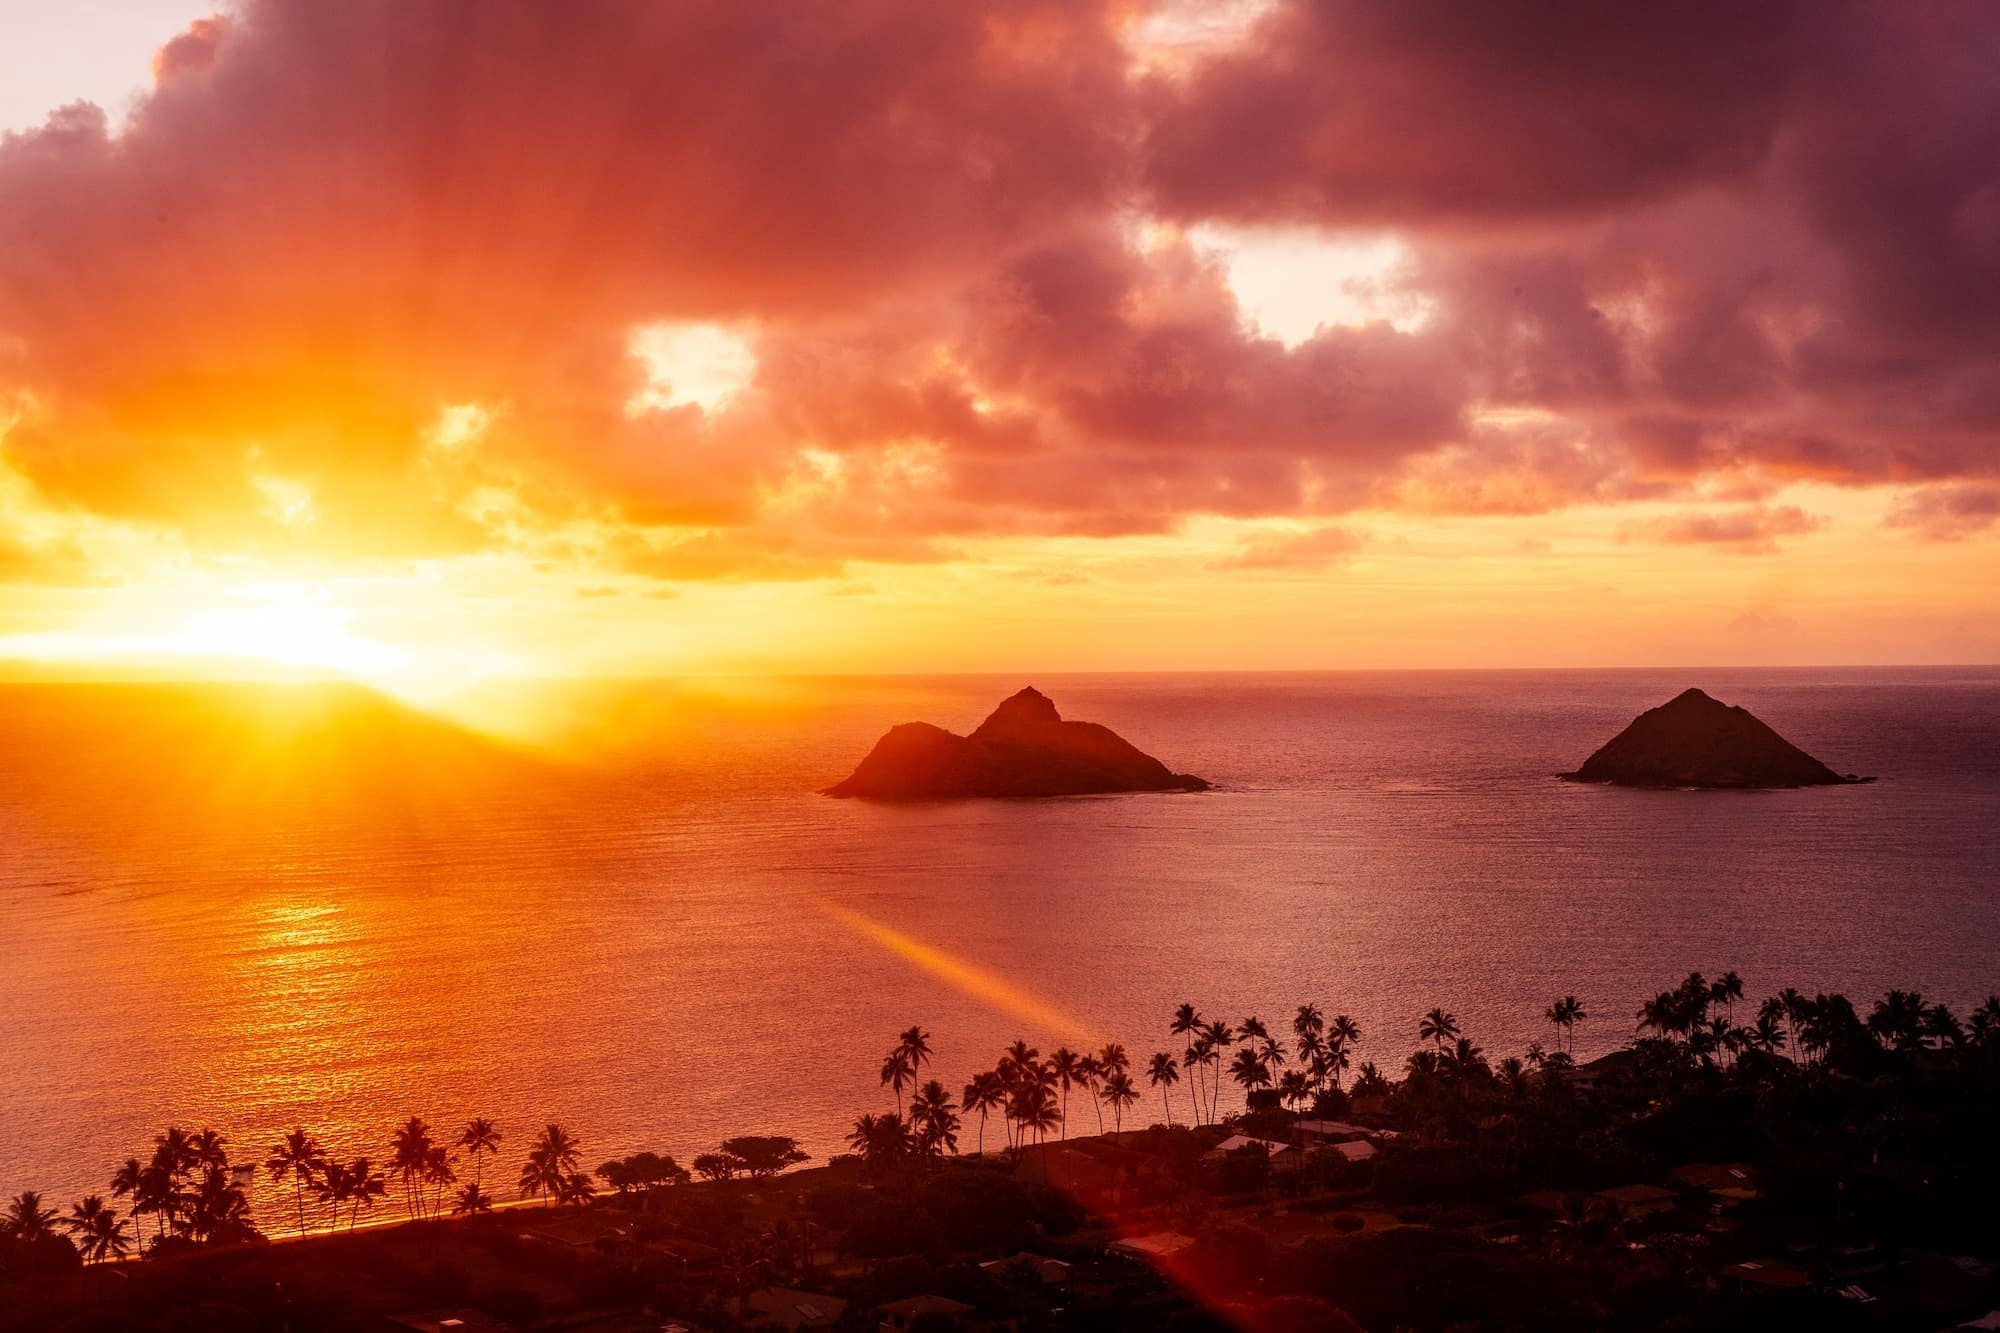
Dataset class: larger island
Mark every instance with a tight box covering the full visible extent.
[825,686,1209,799]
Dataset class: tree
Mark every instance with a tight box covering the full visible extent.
[4,1192,60,1242]
[1050,1048,1082,1138]
[963,1071,1005,1155]
[390,1117,437,1220]
[63,1196,131,1264]
[898,1025,933,1084]
[453,1183,494,1215]
[265,1127,328,1237]
[1171,1003,1205,1124]
[1419,1009,1459,1052]
[845,1114,909,1170]
[187,1165,259,1245]
[1077,1054,1105,1133]
[1229,1047,1272,1102]
[1544,997,1585,1054]
[341,1159,387,1231]
[881,1048,915,1118]
[1200,1020,1235,1120]
[910,1081,961,1159]
[458,1118,502,1191]
[1147,1052,1181,1127]
[1101,1070,1139,1134]
[519,1124,583,1207]
[718,1136,809,1180]
[692,1152,738,1182]
[109,1158,154,1254]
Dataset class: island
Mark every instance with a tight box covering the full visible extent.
[1563,686,1871,788]
[825,686,1210,799]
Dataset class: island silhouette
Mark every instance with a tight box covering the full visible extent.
[1564,687,1872,788]
[825,686,1209,799]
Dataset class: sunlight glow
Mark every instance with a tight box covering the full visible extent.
[627,322,758,415]
[817,900,1099,1043]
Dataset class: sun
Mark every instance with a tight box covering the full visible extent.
[162,595,408,678]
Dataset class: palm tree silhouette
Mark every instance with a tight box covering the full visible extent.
[880,1049,914,1118]
[1200,1019,1234,1121]
[962,1071,1004,1155]
[458,1118,502,1192]
[1146,1052,1180,1127]
[910,1080,961,1160]
[109,1158,154,1254]
[1049,1048,1081,1138]
[1100,1070,1139,1134]
[389,1117,436,1220]
[1170,1003,1204,1125]
[4,1192,60,1242]
[897,1025,933,1083]
[265,1127,328,1237]
[1229,1047,1272,1104]
[62,1196,131,1264]
[452,1182,494,1216]
[1419,1008,1459,1052]
[519,1124,583,1207]
[1076,1054,1105,1133]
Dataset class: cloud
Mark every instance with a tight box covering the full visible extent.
[1883,483,2000,541]
[1213,524,1363,570]
[0,0,1996,589]
[1619,505,1822,554]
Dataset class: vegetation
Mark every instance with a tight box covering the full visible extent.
[8,975,2000,1331]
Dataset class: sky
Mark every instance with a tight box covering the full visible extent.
[1,0,1996,691]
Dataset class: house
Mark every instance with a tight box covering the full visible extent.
[1295,1119,1397,1142]
[742,1287,848,1330]
[1670,1162,1758,1201]
[1593,1183,1677,1219]
[389,1315,502,1333]
[1326,1139,1376,1163]
[980,1252,1072,1286]
[1113,1231,1195,1259]
[1720,1259,1812,1291]
[878,1293,974,1330]
[1207,1134,1303,1171]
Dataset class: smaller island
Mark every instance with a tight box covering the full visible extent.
[1564,687,1871,789]
[825,687,1209,799]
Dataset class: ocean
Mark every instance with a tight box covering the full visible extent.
[2,667,1996,1224]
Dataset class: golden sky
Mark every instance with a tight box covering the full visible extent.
[2,1,1996,694]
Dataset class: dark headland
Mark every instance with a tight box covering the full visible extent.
[825,686,1209,799]
[1564,687,1871,788]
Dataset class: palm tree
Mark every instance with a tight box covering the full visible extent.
[4,1191,59,1242]
[1330,1014,1362,1051]
[1146,1052,1180,1127]
[453,1182,494,1215]
[1076,1054,1105,1133]
[897,1025,933,1084]
[1293,1003,1325,1049]
[1544,996,1586,1054]
[910,1080,961,1159]
[390,1117,436,1220]
[1100,1070,1139,1134]
[880,1049,914,1117]
[1971,995,2000,1048]
[962,1071,1004,1155]
[1199,1020,1234,1120]
[1229,1047,1272,1104]
[1170,1003,1204,1124]
[1277,1070,1310,1119]
[265,1127,328,1237]
[458,1118,502,1191]
[1868,989,1928,1052]
[1049,1048,1081,1138]
[519,1124,583,1207]
[846,1113,910,1169]
[63,1196,131,1264]
[1712,972,1745,1023]
[109,1158,152,1253]
[422,1145,458,1219]
[1419,1008,1459,1052]
[187,1165,255,1245]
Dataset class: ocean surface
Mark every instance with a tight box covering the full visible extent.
[2,667,1997,1224]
